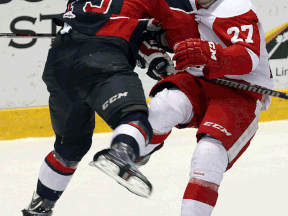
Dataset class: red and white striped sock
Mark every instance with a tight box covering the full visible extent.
[181,178,219,216]
[37,150,78,201]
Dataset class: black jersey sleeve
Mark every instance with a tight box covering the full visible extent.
[53,0,125,35]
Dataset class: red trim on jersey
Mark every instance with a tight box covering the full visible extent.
[150,131,171,144]
[270,68,273,78]
[183,178,219,207]
[67,2,74,12]
[127,122,148,141]
[84,0,111,13]
[96,15,139,41]
[195,1,202,10]
[46,152,76,174]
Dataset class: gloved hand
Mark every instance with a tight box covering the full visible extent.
[146,54,169,81]
[153,29,173,53]
[146,18,162,32]
[138,41,176,80]
[144,18,173,53]
[173,38,224,79]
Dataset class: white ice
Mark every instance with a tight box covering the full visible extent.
[1,120,288,216]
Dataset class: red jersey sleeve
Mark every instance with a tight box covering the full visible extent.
[119,0,151,19]
[213,10,261,57]
[120,0,190,29]
[166,13,200,48]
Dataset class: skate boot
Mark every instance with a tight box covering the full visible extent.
[22,192,55,216]
[89,142,152,198]
[134,142,164,167]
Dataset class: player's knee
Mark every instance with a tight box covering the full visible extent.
[109,110,153,159]
[107,104,148,128]
[148,88,193,133]
[190,135,228,185]
[54,133,93,162]
[116,110,153,145]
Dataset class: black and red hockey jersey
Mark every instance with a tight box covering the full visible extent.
[53,0,199,48]
[54,0,185,38]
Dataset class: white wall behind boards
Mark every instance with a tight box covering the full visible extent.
[0,0,67,109]
[0,0,287,109]
[252,0,288,32]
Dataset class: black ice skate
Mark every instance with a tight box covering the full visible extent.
[134,142,164,167]
[89,142,152,198]
[22,192,55,216]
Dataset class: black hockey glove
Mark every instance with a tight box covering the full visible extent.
[136,56,146,69]
[145,18,173,53]
[146,57,169,81]
[138,41,176,81]
[154,29,174,53]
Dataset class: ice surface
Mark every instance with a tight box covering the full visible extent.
[1,120,288,216]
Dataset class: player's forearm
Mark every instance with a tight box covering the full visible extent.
[220,44,255,76]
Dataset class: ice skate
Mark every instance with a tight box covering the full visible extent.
[134,142,164,167]
[89,142,152,198]
[22,192,55,216]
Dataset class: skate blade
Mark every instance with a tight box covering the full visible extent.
[89,156,151,198]
[22,209,53,216]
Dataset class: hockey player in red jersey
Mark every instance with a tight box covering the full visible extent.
[21,0,196,215]
[139,0,274,215]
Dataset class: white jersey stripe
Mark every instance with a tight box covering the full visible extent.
[227,100,262,162]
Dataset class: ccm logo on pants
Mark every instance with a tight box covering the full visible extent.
[203,121,232,136]
[102,92,128,110]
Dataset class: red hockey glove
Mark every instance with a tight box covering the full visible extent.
[173,38,224,79]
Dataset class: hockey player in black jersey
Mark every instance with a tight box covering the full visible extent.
[21,0,188,215]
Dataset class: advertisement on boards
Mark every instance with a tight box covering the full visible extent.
[266,24,288,89]
[0,0,287,109]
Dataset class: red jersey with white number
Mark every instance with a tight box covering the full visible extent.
[187,0,274,90]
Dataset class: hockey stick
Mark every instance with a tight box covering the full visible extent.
[200,77,288,100]
[0,33,57,38]
[1,31,288,100]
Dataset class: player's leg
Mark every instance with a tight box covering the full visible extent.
[56,34,156,197]
[22,85,95,216]
[22,92,95,215]
[22,36,95,215]
[86,69,155,197]
[135,86,194,166]
[181,80,263,216]
[181,135,228,216]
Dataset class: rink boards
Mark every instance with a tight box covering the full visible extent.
[0,93,288,140]
[1,23,288,140]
